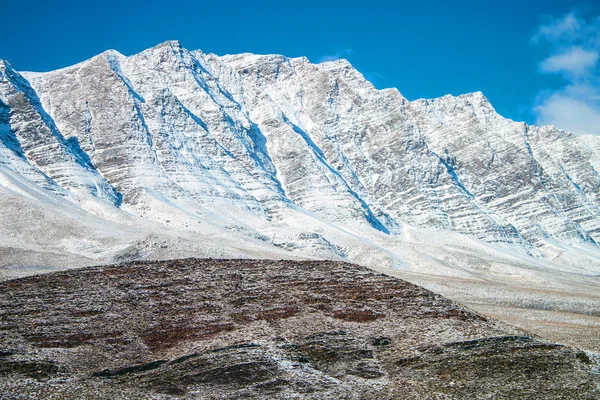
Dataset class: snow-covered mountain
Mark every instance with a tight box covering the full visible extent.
[2,40,600,279]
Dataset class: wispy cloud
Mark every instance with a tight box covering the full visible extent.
[531,12,583,44]
[534,87,600,136]
[317,49,354,63]
[539,47,598,76]
[532,11,600,135]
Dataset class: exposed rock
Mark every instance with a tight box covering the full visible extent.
[0,259,597,398]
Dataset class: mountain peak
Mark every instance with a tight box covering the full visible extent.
[458,90,491,104]
[103,49,125,57]
[100,49,126,64]
[319,58,351,66]
[0,59,15,74]
[414,90,496,118]
[153,40,182,50]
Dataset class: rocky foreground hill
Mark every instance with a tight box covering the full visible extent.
[0,259,598,399]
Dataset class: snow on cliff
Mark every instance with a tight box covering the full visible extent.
[1,41,600,281]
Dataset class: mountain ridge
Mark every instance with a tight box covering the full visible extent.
[1,39,600,275]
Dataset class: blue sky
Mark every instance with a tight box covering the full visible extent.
[1,1,599,133]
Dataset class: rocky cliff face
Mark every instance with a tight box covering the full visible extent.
[1,40,600,270]
[202,51,600,248]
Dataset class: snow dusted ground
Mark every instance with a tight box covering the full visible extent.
[1,170,599,350]
[1,42,600,350]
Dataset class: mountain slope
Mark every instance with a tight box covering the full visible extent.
[204,52,600,249]
[5,40,598,254]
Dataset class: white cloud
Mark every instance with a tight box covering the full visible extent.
[535,88,600,136]
[532,11,600,135]
[531,12,582,44]
[318,49,353,63]
[539,47,598,76]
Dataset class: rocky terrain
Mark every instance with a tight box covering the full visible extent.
[0,258,598,399]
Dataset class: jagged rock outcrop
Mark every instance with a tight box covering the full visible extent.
[0,259,597,399]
